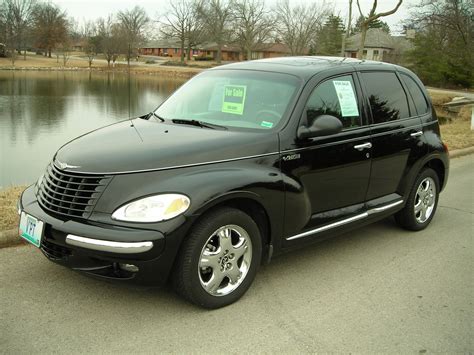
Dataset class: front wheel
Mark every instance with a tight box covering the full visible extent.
[395,168,440,231]
[173,207,262,309]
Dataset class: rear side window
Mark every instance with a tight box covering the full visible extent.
[401,73,429,115]
[305,75,361,130]
[361,72,410,124]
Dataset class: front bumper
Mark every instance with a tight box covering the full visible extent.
[19,185,191,286]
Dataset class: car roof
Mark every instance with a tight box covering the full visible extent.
[210,56,402,80]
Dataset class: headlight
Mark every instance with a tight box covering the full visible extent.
[111,194,190,222]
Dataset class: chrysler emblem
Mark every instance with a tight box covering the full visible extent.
[55,160,81,170]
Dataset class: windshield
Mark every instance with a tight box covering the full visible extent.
[155,70,301,131]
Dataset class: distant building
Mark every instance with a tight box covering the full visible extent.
[139,39,184,57]
[344,28,412,63]
[71,40,86,52]
[138,40,291,61]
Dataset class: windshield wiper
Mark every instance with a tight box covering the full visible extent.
[147,111,165,122]
[172,119,227,130]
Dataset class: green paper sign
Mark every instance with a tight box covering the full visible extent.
[222,85,247,115]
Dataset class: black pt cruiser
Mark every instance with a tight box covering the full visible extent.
[18,57,449,308]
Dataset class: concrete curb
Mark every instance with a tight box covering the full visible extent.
[0,147,472,249]
[449,146,474,159]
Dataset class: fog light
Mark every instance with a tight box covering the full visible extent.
[119,263,139,273]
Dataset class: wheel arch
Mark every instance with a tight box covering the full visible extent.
[423,158,446,191]
[192,192,274,263]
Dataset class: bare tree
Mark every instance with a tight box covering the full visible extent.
[32,2,68,58]
[355,0,402,59]
[232,0,273,60]
[341,0,353,56]
[0,0,37,64]
[160,0,203,63]
[117,6,149,66]
[275,0,330,56]
[197,0,232,63]
[97,16,123,68]
[82,20,98,68]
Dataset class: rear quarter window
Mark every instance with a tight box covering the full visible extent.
[400,73,430,115]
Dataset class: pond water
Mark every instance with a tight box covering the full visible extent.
[0,71,185,187]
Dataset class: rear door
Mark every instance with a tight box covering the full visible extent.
[358,70,425,206]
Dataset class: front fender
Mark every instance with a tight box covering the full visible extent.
[93,156,284,246]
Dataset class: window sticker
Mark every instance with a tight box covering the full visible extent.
[332,81,359,117]
[222,85,247,115]
[260,120,273,128]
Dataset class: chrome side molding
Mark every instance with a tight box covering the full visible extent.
[367,200,403,215]
[286,213,368,241]
[66,235,153,254]
[286,200,404,241]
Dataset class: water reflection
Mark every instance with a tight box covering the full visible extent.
[0,71,185,187]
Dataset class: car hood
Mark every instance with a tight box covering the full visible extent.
[54,118,279,174]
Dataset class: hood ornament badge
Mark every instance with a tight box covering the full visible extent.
[55,160,81,170]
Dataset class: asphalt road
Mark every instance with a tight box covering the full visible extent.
[1,155,472,353]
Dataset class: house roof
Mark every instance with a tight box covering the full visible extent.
[345,28,397,51]
[199,42,241,52]
[141,39,183,49]
[254,43,291,53]
[140,40,291,53]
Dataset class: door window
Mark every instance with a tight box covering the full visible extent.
[305,75,361,130]
[361,72,410,124]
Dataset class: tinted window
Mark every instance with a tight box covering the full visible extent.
[305,75,361,130]
[401,74,429,115]
[361,72,410,124]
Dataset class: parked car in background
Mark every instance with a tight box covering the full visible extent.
[18,57,449,308]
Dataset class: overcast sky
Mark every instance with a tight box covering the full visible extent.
[54,0,418,34]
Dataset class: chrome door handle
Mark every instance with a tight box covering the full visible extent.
[354,142,372,151]
[410,131,423,137]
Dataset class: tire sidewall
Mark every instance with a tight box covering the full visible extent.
[406,168,440,230]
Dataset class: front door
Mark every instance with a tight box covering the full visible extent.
[282,74,372,243]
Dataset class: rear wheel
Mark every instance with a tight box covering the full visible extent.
[173,207,262,309]
[395,168,439,231]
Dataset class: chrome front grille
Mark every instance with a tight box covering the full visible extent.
[36,163,111,219]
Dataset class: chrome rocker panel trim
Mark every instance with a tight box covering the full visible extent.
[286,200,404,241]
[66,234,153,254]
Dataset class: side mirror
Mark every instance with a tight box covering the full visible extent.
[297,114,343,139]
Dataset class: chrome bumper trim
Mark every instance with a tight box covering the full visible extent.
[65,234,153,254]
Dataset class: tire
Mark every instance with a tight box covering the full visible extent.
[173,207,262,309]
[395,168,440,231]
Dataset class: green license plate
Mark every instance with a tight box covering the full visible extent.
[19,212,44,247]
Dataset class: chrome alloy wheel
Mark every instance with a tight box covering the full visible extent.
[414,177,436,223]
[198,225,253,297]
